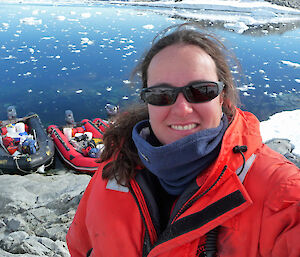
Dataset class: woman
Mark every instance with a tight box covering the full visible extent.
[67,24,300,257]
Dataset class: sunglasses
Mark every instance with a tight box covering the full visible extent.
[141,81,224,106]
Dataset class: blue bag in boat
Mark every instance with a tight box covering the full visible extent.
[22,138,36,154]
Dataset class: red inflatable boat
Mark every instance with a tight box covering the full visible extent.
[47,118,108,173]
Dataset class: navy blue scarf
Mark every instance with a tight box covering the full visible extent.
[132,115,228,195]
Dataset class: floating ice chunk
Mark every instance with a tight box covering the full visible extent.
[41,36,55,40]
[76,89,83,94]
[28,89,32,93]
[123,96,129,100]
[106,87,112,92]
[56,55,60,59]
[20,17,42,26]
[237,84,255,92]
[81,13,91,19]
[70,11,76,15]
[243,92,250,96]
[57,16,66,21]
[32,9,39,15]
[81,37,94,45]
[259,69,265,74]
[2,23,9,29]
[143,24,154,30]
[3,55,16,60]
[123,80,130,84]
[72,49,80,53]
[281,60,300,68]
[97,92,102,95]
[224,22,248,34]
[265,84,270,88]
[61,67,67,71]
[24,72,31,77]
[295,79,300,83]
[29,48,34,54]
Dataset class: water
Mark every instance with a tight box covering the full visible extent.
[0,2,299,126]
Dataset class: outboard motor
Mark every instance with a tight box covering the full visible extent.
[65,110,75,125]
[105,104,119,117]
[7,106,17,120]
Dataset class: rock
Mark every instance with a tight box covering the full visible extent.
[265,138,300,167]
[264,0,300,10]
[0,172,91,257]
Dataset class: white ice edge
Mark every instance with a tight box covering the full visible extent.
[260,109,300,155]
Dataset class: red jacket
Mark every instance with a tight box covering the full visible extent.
[67,108,300,257]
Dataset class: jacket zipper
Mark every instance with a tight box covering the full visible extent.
[130,180,158,245]
[171,165,227,223]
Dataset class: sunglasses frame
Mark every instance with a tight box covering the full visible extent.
[140,81,224,106]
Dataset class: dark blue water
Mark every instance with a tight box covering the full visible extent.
[1,2,299,126]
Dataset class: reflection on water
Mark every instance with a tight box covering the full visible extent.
[0,2,299,125]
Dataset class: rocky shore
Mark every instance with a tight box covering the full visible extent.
[265,0,300,10]
[0,173,91,257]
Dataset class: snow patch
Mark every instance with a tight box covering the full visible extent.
[20,17,42,26]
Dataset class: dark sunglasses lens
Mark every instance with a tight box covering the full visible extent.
[143,88,176,106]
[187,83,219,102]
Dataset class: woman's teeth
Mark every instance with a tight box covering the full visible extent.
[170,124,197,131]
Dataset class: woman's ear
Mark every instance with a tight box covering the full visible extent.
[219,92,224,105]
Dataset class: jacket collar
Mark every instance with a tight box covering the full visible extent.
[195,107,262,191]
[147,108,262,256]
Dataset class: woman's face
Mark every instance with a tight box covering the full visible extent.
[147,44,223,145]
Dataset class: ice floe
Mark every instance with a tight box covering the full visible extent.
[281,60,300,68]
[143,24,154,30]
[224,22,249,34]
[20,17,42,25]
[56,15,66,21]
[81,12,91,19]
[81,37,94,45]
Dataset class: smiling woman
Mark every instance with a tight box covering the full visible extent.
[66,23,300,257]
[145,44,224,144]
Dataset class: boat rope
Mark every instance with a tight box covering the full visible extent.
[44,156,54,169]
[13,155,54,174]
[14,156,32,174]
[32,129,39,150]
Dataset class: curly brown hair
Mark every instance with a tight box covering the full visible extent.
[101,23,240,185]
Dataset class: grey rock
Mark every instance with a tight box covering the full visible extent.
[0,172,91,256]
[264,0,300,10]
[265,138,300,167]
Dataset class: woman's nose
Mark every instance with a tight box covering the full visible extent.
[170,93,193,116]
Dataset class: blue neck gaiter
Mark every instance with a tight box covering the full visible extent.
[132,115,228,195]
